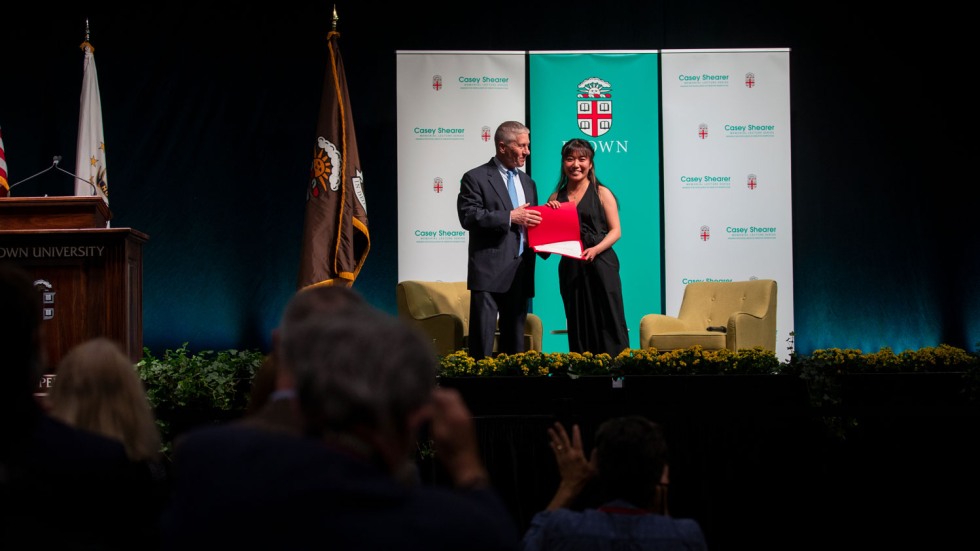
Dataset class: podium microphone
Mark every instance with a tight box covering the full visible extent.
[55,163,100,197]
[6,155,99,197]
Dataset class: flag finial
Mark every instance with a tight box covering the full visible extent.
[84,18,91,43]
[332,5,338,31]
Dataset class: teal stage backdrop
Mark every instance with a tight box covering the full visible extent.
[529,52,662,352]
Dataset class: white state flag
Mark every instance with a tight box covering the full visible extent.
[75,40,108,205]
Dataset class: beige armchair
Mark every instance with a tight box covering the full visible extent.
[395,280,543,357]
[639,279,777,353]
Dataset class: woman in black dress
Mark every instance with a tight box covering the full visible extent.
[545,138,630,357]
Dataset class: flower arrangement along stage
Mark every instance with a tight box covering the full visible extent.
[134,342,980,454]
[437,344,980,440]
[438,344,980,379]
[135,343,980,419]
[437,346,782,378]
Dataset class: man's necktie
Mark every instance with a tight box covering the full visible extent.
[507,169,524,255]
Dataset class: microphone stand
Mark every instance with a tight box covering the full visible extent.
[6,155,99,196]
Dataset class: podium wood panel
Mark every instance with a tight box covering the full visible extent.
[0,196,112,230]
[0,227,148,371]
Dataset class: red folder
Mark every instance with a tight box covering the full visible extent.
[527,202,583,259]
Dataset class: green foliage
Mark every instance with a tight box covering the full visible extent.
[137,343,264,411]
[780,343,980,377]
[779,344,980,439]
[781,344,980,409]
[968,340,980,401]
[136,343,265,454]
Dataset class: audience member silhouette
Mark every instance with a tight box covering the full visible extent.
[520,416,707,551]
[243,353,278,415]
[240,284,367,435]
[46,336,171,547]
[0,262,146,550]
[161,290,519,550]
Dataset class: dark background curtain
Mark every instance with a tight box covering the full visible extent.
[0,1,971,356]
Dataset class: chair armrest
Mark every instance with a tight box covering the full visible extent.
[639,314,690,348]
[727,312,776,352]
[525,314,543,351]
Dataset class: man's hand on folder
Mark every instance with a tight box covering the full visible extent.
[511,204,542,227]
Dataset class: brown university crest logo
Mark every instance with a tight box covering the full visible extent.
[576,77,612,138]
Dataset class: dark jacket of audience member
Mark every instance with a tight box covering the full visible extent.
[0,263,151,550]
[161,288,520,550]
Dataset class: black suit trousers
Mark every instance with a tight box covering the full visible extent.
[468,251,532,359]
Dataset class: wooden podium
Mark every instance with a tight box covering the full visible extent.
[0,197,148,379]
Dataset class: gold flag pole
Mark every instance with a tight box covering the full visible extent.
[332,5,338,31]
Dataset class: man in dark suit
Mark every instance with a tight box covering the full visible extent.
[458,120,542,360]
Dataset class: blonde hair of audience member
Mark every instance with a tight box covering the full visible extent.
[47,337,162,462]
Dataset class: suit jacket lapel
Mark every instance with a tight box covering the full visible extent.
[486,160,510,206]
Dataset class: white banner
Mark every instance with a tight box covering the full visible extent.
[395,51,526,283]
[661,48,794,361]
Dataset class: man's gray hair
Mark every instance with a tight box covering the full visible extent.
[495,120,529,145]
[280,303,438,437]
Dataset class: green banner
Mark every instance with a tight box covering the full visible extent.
[529,51,662,353]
